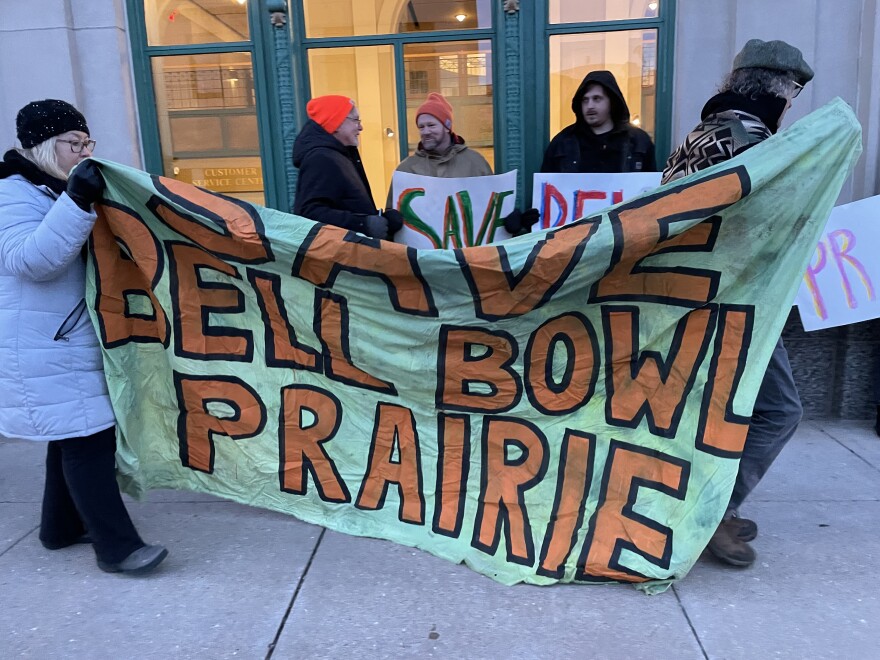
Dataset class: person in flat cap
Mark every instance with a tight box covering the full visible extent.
[662,39,813,568]
[292,94,403,240]
[390,92,539,237]
[0,99,168,575]
[663,38,813,182]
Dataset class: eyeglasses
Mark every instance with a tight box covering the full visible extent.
[57,138,97,153]
[790,80,804,98]
[345,115,363,126]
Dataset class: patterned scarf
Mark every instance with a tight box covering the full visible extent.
[662,93,787,184]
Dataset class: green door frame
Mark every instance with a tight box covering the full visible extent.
[125,0,288,210]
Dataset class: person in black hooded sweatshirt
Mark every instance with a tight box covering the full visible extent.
[662,39,814,569]
[540,70,656,174]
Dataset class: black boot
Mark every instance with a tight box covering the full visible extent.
[725,516,758,542]
[707,520,756,567]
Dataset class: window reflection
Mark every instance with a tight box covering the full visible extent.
[144,0,250,46]
[302,0,491,39]
[549,0,659,24]
[548,30,657,142]
[152,52,264,204]
[403,40,494,169]
[307,46,399,208]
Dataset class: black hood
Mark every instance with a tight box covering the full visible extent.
[292,119,353,168]
[571,70,630,128]
[0,149,67,194]
[700,91,789,135]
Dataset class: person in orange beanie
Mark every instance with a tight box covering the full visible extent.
[292,94,402,239]
[392,92,538,236]
[395,92,492,179]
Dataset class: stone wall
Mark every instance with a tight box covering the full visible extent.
[784,311,878,419]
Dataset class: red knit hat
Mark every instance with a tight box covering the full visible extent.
[307,95,355,134]
[416,93,453,130]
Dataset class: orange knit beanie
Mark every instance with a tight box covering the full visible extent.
[307,95,355,134]
[415,93,453,130]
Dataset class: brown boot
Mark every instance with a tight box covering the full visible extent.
[707,521,756,567]
[725,516,758,542]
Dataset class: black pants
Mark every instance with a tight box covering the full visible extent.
[39,426,143,564]
[728,337,803,512]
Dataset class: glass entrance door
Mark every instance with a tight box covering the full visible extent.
[297,0,496,208]
[307,45,401,207]
[547,1,663,145]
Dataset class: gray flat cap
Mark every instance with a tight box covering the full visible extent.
[733,38,814,84]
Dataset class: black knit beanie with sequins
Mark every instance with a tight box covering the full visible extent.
[15,99,89,148]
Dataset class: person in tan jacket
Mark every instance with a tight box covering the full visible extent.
[391,93,537,235]
[394,93,493,178]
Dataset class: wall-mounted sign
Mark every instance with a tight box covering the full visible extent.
[176,167,264,193]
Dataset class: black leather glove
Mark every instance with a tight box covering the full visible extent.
[363,214,389,239]
[66,160,105,211]
[382,209,404,236]
[519,208,540,233]
[502,208,523,235]
[503,208,541,237]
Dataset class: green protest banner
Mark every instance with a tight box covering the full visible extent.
[88,99,860,591]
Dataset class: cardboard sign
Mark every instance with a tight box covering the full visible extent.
[531,172,662,230]
[390,170,517,248]
[797,195,880,331]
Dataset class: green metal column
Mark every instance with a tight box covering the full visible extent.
[498,1,525,206]
[266,1,302,210]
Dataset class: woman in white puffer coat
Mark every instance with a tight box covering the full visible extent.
[0,99,167,575]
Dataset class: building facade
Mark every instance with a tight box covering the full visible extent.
[2,0,879,417]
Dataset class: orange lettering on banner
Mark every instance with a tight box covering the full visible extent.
[293,224,435,316]
[175,373,266,473]
[316,292,396,394]
[605,306,715,436]
[525,313,599,415]
[432,414,470,537]
[92,204,168,346]
[437,327,521,413]
[151,176,271,262]
[695,306,753,457]
[593,170,747,306]
[577,442,687,582]
[279,385,350,502]
[249,271,321,371]
[472,417,549,565]
[537,430,596,578]
[169,243,252,361]
[457,220,600,320]
[356,403,425,524]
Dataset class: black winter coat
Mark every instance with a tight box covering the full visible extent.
[541,70,657,174]
[292,120,377,233]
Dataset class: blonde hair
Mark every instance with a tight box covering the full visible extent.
[16,136,69,181]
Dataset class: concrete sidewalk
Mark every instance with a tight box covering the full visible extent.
[1,420,878,659]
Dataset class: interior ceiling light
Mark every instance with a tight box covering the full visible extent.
[455,13,467,22]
